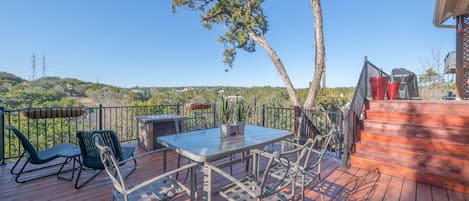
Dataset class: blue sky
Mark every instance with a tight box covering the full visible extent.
[0,0,455,88]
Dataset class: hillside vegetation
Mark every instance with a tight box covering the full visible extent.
[0,72,354,111]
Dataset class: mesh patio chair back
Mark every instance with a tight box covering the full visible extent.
[8,125,43,163]
[182,116,207,132]
[94,135,128,195]
[75,130,136,189]
[77,130,125,169]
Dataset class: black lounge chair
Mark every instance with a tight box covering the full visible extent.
[75,130,136,189]
[7,125,81,183]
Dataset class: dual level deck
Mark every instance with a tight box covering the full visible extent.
[1,148,467,201]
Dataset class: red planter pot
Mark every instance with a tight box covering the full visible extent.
[387,82,400,100]
[370,76,388,100]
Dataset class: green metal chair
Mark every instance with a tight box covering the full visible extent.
[75,130,136,189]
[7,125,81,183]
[94,134,197,201]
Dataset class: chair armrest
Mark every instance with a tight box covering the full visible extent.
[281,136,301,144]
[118,147,170,166]
[127,162,198,195]
[278,138,316,156]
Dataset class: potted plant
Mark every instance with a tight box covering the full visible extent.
[236,100,251,135]
[220,96,235,138]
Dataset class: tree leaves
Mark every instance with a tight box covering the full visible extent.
[172,0,268,70]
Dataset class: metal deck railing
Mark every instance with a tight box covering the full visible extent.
[0,104,343,163]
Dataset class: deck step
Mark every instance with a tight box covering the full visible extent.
[365,111,469,128]
[368,100,469,115]
[359,131,469,158]
[354,100,469,194]
[355,142,469,177]
[363,119,469,143]
[351,153,469,194]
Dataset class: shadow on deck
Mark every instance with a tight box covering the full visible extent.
[0,147,467,201]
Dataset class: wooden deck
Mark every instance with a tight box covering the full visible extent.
[1,148,468,201]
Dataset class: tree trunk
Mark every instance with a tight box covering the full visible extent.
[322,62,326,88]
[247,31,301,106]
[303,0,326,110]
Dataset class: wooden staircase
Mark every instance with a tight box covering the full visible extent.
[351,100,469,194]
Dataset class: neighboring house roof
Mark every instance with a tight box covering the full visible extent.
[434,0,469,28]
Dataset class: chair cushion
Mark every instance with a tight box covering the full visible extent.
[113,177,185,201]
[34,143,80,164]
[122,146,136,160]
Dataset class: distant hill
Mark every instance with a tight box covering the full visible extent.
[0,72,354,111]
[0,72,129,109]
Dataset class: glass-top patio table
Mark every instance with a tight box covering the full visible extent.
[157,124,293,201]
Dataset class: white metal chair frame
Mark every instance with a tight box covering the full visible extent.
[94,135,197,201]
[271,129,336,200]
[211,147,308,201]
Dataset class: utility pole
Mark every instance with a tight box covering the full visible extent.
[42,56,46,78]
[32,53,36,80]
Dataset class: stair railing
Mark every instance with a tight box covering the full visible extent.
[343,57,388,167]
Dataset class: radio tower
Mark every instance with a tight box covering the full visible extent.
[31,54,36,80]
[42,56,46,78]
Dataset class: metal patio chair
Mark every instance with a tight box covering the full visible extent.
[176,117,207,181]
[7,125,81,183]
[75,130,137,189]
[269,128,336,200]
[94,134,197,201]
[211,149,302,201]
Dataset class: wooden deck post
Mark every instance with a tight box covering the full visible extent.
[293,105,300,138]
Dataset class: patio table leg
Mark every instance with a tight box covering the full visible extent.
[202,163,211,201]
[190,164,196,201]
[252,152,259,179]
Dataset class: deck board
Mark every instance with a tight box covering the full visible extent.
[316,166,347,200]
[303,155,341,201]
[432,186,449,201]
[383,176,404,201]
[447,190,465,201]
[1,148,468,201]
[416,183,433,201]
[345,169,380,201]
[400,179,417,201]
[329,167,360,200]
[368,173,391,201]
[463,193,469,201]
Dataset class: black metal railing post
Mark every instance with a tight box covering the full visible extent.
[0,106,4,165]
[337,111,344,160]
[365,57,369,97]
[261,105,265,127]
[176,102,180,115]
[299,106,307,144]
[99,104,103,130]
[212,102,217,128]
